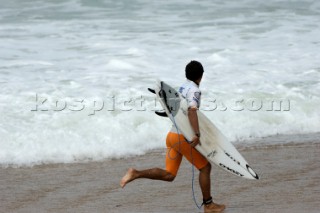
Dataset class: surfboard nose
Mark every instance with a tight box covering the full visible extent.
[246,164,259,180]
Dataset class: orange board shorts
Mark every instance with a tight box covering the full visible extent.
[165,132,208,176]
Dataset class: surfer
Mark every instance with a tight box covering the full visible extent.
[120,61,225,212]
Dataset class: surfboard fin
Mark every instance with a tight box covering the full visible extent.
[148,88,155,94]
[155,111,168,117]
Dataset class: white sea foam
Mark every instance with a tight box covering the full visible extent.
[0,0,319,166]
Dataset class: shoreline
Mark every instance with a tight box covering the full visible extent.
[1,133,319,213]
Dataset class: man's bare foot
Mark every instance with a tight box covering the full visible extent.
[204,202,226,212]
[120,168,136,188]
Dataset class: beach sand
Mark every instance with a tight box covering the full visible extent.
[1,134,319,213]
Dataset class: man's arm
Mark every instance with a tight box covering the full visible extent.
[188,107,201,147]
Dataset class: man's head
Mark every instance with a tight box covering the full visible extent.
[185,60,204,84]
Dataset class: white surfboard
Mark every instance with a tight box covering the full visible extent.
[150,81,259,180]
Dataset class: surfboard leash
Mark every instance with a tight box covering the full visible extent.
[190,147,204,210]
[171,115,203,210]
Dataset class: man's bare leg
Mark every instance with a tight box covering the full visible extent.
[199,163,225,212]
[120,167,175,188]
[199,162,212,199]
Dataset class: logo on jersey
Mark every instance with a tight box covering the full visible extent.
[194,92,201,100]
[193,91,201,107]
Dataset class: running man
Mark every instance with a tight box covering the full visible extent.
[120,61,225,212]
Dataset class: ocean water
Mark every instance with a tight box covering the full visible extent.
[0,0,319,166]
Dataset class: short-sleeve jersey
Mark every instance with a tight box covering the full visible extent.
[170,80,201,133]
[179,80,201,109]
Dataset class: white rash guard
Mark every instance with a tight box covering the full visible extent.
[170,80,201,134]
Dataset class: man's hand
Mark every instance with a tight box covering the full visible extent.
[190,135,201,147]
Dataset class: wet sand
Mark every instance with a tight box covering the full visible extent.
[1,134,319,213]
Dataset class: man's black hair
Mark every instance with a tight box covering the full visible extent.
[185,60,204,82]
